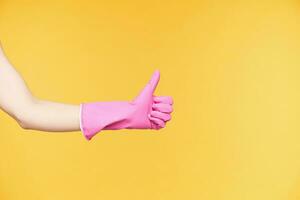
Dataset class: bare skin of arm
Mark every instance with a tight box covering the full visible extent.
[0,43,80,132]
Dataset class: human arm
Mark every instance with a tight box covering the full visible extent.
[0,43,80,131]
[0,43,173,140]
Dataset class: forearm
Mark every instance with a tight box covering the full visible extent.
[18,99,80,132]
[0,45,80,132]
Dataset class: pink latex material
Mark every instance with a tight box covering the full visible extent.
[80,70,173,140]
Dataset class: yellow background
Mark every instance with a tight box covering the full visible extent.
[1,0,300,199]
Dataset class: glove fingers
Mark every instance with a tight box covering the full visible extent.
[148,115,165,128]
[150,121,161,130]
[153,96,173,105]
[150,111,171,122]
[152,103,173,113]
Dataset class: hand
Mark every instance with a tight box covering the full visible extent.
[81,70,174,140]
[130,70,173,129]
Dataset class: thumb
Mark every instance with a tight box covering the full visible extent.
[148,70,160,94]
[132,70,160,104]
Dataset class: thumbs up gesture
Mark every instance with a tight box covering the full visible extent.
[80,70,174,140]
[131,70,173,130]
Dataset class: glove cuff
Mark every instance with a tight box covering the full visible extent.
[79,104,90,140]
[80,102,134,140]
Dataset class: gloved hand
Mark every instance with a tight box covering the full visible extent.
[80,70,174,140]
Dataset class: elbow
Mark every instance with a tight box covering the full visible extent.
[15,113,32,130]
[11,98,39,130]
[18,119,31,130]
[1,106,32,129]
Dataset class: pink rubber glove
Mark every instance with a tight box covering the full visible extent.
[80,70,173,140]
